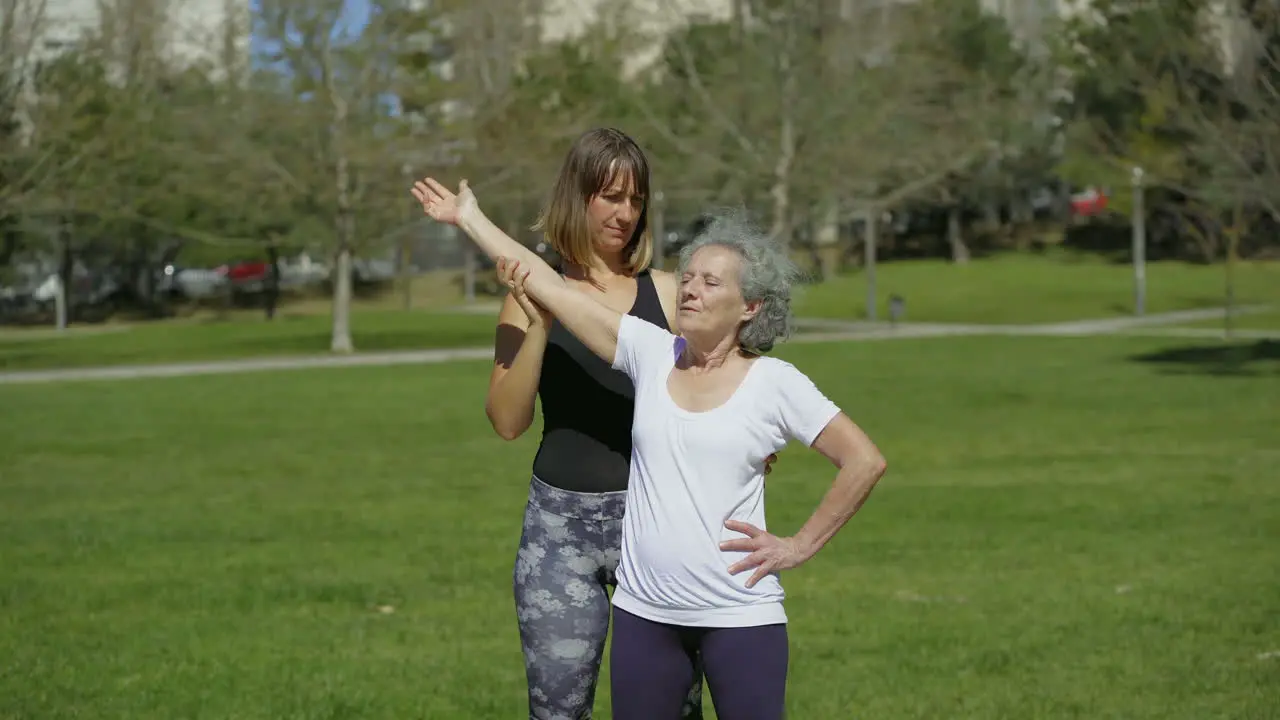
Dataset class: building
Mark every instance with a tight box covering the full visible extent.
[7,0,248,71]
[536,0,1072,74]
[4,0,249,143]
[539,0,732,75]
[540,0,731,45]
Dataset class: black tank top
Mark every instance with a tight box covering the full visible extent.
[532,271,669,493]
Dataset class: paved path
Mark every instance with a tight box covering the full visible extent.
[1,306,1273,386]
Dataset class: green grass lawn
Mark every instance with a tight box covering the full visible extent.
[2,254,1277,373]
[1,334,1276,719]
[794,253,1280,323]
[0,309,497,372]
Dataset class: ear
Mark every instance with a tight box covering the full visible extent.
[740,298,762,323]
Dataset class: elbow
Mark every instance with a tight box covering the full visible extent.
[489,417,528,441]
[843,449,887,481]
[494,425,526,441]
[862,444,888,476]
[870,454,888,480]
[485,404,531,441]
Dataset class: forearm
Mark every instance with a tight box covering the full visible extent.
[458,205,563,293]
[520,277,621,364]
[793,454,887,559]
[456,205,622,363]
[485,327,548,439]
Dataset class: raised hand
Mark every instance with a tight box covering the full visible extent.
[497,257,552,328]
[410,177,478,226]
[720,520,810,589]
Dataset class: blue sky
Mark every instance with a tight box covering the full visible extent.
[246,0,403,115]
[248,0,376,66]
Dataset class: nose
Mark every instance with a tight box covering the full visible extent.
[681,278,701,301]
[616,198,637,224]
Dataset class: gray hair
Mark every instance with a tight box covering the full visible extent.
[675,209,801,353]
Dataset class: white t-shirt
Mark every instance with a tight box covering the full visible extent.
[610,314,842,628]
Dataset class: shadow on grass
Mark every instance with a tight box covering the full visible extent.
[1128,339,1280,377]
[1107,298,1242,317]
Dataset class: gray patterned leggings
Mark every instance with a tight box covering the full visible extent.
[513,476,704,720]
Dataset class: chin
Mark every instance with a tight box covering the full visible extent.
[594,235,630,253]
[674,316,706,336]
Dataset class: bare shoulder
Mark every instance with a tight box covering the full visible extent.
[648,268,680,326]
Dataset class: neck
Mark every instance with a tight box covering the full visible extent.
[681,332,741,370]
[566,252,629,286]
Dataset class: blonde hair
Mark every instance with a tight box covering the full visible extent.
[532,128,653,276]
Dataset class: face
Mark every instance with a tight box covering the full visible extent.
[677,245,759,340]
[586,165,644,254]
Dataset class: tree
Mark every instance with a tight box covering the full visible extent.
[640,0,1019,303]
[1057,0,1280,331]
[256,0,408,352]
[1054,0,1215,246]
[920,0,1059,263]
[455,1,635,202]
[1164,0,1280,334]
[0,0,107,228]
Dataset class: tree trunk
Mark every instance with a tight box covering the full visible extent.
[1011,195,1033,251]
[266,242,281,320]
[1224,203,1241,341]
[56,214,72,331]
[769,118,793,244]
[330,141,355,352]
[331,244,354,353]
[864,208,878,321]
[331,154,355,353]
[326,40,354,353]
[652,191,667,270]
[769,11,796,245]
[463,241,476,303]
[982,201,1000,230]
[947,205,970,264]
[814,196,840,281]
[399,232,412,311]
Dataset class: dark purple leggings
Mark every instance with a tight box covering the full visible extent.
[610,606,789,720]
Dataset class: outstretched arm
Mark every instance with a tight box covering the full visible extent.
[412,177,623,364]
[497,257,621,366]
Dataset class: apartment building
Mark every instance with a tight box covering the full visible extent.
[6,0,248,73]
[540,0,731,44]
[4,0,249,142]
[536,0,1070,73]
[538,0,731,74]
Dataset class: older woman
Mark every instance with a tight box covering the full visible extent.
[483,127,724,719]
[412,178,887,720]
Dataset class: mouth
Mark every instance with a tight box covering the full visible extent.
[606,226,629,237]
[679,305,698,314]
